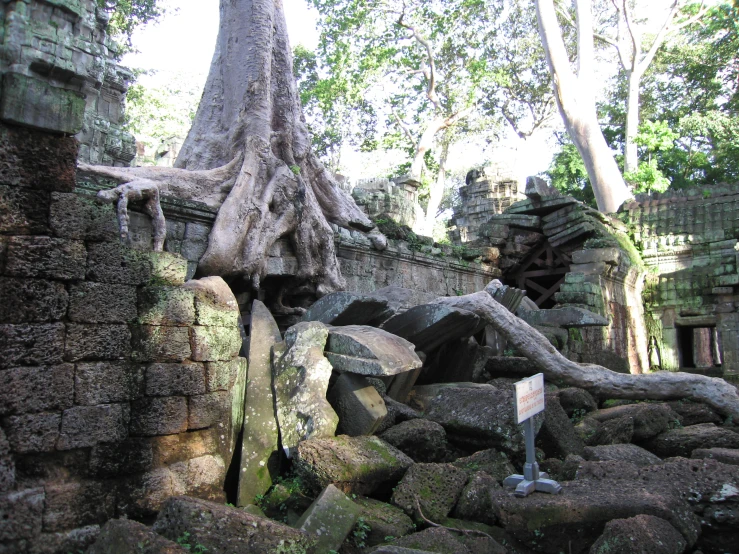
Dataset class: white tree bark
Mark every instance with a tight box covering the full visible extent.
[535,0,631,213]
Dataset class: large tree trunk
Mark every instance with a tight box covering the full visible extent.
[535,0,631,214]
[623,69,641,175]
[436,288,739,420]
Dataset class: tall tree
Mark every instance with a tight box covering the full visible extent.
[535,0,631,213]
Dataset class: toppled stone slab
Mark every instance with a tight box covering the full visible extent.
[506,195,578,216]
[152,496,315,553]
[351,496,415,547]
[183,276,240,327]
[273,321,338,456]
[295,435,413,496]
[376,396,422,434]
[328,372,387,436]
[590,515,687,554]
[302,291,391,326]
[296,484,359,553]
[452,449,516,482]
[556,387,598,417]
[381,304,481,353]
[237,300,280,507]
[538,393,585,458]
[389,527,506,554]
[519,307,608,328]
[380,419,450,463]
[667,400,722,426]
[583,444,663,466]
[588,416,635,446]
[88,519,186,553]
[452,470,500,526]
[691,447,739,466]
[644,423,739,458]
[588,403,680,441]
[493,213,542,229]
[571,247,621,266]
[366,286,438,316]
[391,463,468,524]
[325,325,422,376]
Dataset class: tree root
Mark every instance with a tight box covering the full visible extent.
[413,498,495,541]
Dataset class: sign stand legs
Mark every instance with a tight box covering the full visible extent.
[503,418,562,498]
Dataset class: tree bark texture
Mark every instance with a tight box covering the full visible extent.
[535,0,631,214]
[435,289,739,420]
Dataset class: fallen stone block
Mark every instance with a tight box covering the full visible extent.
[644,423,739,458]
[381,304,480,353]
[325,325,422,376]
[183,276,240,328]
[391,462,468,524]
[589,416,634,446]
[380,419,449,463]
[588,402,680,441]
[519,307,608,328]
[583,444,663,466]
[389,526,506,554]
[556,387,598,417]
[590,515,687,554]
[691,447,739,466]
[451,449,516,482]
[537,393,585,459]
[302,291,391,325]
[296,484,360,553]
[351,496,415,547]
[452,470,500,526]
[328,373,387,436]
[88,519,186,553]
[667,399,722,426]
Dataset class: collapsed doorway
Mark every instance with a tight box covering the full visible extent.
[505,242,571,309]
[677,325,722,369]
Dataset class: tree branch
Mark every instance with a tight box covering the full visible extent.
[391,106,416,145]
[397,13,441,110]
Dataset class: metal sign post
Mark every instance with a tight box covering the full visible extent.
[503,373,562,498]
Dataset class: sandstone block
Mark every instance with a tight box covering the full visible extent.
[520,306,609,328]
[0,185,50,235]
[571,247,621,265]
[325,325,422,376]
[583,444,663,466]
[137,286,195,326]
[130,397,188,436]
[131,325,191,362]
[381,304,481,353]
[43,480,115,532]
[301,291,391,326]
[117,467,182,519]
[67,282,137,323]
[380,419,450,463]
[537,393,585,458]
[88,519,187,554]
[190,325,241,362]
[187,392,230,430]
[0,323,65,368]
[146,362,206,397]
[64,323,131,361]
[89,438,154,477]
[57,404,130,450]
[589,403,681,441]
[205,359,239,391]
[391,527,504,553]
[391,462,468,524]
[691,447,739,466]
[0,364,74,415]
[75,361,144,404]
[452,470,500,526]
[5,236,86,280]
[0,428,14,493]
[2,412,61,453]
[0,488,45,541]
[148,429,219,467]
[296,484,360,553]
[644,423,739,458]
[452,449,517,482]
[149,251,188,285]
[328,373,387,436]
[590,515,687,554]
[86,242,152,285]
[49,192,118,241]
[351,496,415,547]
[183,276,240,327]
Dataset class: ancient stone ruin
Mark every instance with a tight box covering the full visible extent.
[1,3,739,554]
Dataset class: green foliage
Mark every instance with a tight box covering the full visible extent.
[97,0,166,51]
[289,165,301,175]
[570,408,587,425]
[351,517,371,548]
[175,531,207,553]
[545,141,596,208]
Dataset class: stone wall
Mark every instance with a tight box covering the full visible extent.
[624,185,739,378]
[0,123,245,553]
[351,176,424,229]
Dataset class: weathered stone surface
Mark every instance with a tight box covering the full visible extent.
[89,438,155,478]
[0,488,45,541]
[380,419,449,463]
[328,372,387,436]
[325,325,423,376]
[296,484,360,553]
[571,247,621,265]
[583,444,663,466]
[75,361,144,404]
[205,358,240,392]
[557,387,598,417]
[137,286,196,326]
[484,355,539,377]
[145,362,206,396]
[389,526,505,554]
[64,323,131,361]
[376,395,422,434]
[391,462,468,524]
[296,435,413,496]
[68,282,137,323]
[381,304,481,353]
[238,300,280,507]
[88,519,187,553]
[644,423,739,458]
[520,307,608,328]
[590,515,687,554]
[57,404,130,450]
[452,449,517,482]
[187,391,230,430]
[183,276,240,327]
[149,252,189,286]
[452,470,500,526]
[667,400,722,426]
[2,413,60,453]
[0,364,73,415]
[170,455,227,502]
[691,447,739,466]
[190,325,241,361]
[86,242,152,285]
[367,285,438,315]
[538,393,585,458]
[0,185,50,235]
[130,397,188,436]
[589,403,680,441]
[5,236,86,280]
[273,322,338,452]
[43,480,115,532]
[152,496,315,553]
[49,191,118,241]
[0,277,68,323]
[589,416,634,446]
[302,291,391,325]
[0,323,65,368]
[352,496,416,547]
[0,428,14,493]
[131,325,191,362]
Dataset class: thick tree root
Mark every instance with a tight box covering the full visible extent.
[435,284,739,420]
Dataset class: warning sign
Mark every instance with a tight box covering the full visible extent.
[514,373,545,424]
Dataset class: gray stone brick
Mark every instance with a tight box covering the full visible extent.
[137,286,195,326]
[43,480,115,532]
[184,222,211,241]
[130,397,188,436]
[2,413,61,453]
[188,391,230,430]
[190,325,241,362]
[75,362,144,405]
[0,488,44,541]
[0,323,65,368]
[130,325,191,362]
[67,282,137,323]
[64,324,131,361]
[89,438,154,477]
[5,236,86,280]
[180,239,208,261]
[145,362,206,397]
[0,277,68,323]
[57,404,130,450]
[0,364,74,416]
[49,192,118,241]
[205,359,240,392]
[0,185,50,235]
[0,427,15,493]
[85,242,152,285]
